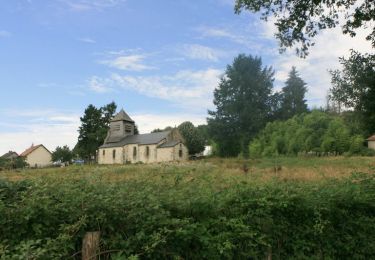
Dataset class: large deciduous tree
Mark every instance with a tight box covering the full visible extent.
[208,54,275,157]
[52,145,73,163]
[178,121,205,155]
[330,51,375,135]
[234,0,375,57]
[280,67,308,120]
[76,102,117,161]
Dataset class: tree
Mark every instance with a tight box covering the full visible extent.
[330,51,375,135]
[52,145,73,163]
[76,102,117,161]
[208,54,275,157]
[178,121,205,155]
[280,67,308,119]
[235,0,375,57]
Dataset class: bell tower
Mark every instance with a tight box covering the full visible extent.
[105,109,135,143]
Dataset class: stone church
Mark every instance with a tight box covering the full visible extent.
[98,109,188,164]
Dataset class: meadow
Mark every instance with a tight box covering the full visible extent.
[1,157,375,259]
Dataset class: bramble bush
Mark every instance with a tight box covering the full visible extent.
[1,168,375,259]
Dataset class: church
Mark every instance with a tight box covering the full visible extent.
[98,109,188,164]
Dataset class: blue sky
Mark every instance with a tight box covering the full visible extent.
[0,0,372,154]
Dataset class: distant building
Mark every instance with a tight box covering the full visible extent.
[367,135,375,150]
[1,151,19,160]
[20,144,52,168]
[98,109,188,164]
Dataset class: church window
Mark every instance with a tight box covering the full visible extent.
[112,150,116,159]
[125,125,132,133]
[146,146,150,157]
[103,150,105,156]
[113,124,120,131]
[133,147,137,158]
[179,148,183,158]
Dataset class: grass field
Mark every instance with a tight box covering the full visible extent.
[1,156,375,259]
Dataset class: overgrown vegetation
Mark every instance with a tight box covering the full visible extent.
[249,110,375,157]
[1,158,375,259]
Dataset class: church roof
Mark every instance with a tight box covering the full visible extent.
[111,109,134,123]
[158,140,180,148]
[100,131,170,148]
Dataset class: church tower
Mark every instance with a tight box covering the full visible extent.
[105,109,135,143]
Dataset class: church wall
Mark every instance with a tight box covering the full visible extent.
[138,144,158,163]
[156,147,174,162]
[173,143,189,161]
[98,147,123,164]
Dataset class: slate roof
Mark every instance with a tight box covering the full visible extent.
[367,135,375,141]
[111,109,134,123]
[1,151,18,159]
[20,144,51,157]
[100,131,170,148]
[158,140,180,148]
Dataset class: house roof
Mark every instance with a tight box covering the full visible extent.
[111,109,134,123]
[100,131,170,148]
[367,135,375,141]
[158,140,180,148]
[1,151,18,159]
[20,144,51,157]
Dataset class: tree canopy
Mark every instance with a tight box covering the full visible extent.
[280,67,308,120]
[75,102,117,161]
[178,121,205,155]
[330,51,375,135]
[235,0,375,57]
[208,54,275,157]
[52,145,73,163]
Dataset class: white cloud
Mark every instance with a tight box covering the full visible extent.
[132,113,207,134]
[100,55,153,71]
[0,109,80,155]
[88,76,113,93]
[109,68,222,109]
[78,37,96,44]
[182,44,222,61]
[268,22,374,108]
[0,30,11,38]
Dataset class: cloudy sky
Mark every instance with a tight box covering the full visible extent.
[0,0,372,155]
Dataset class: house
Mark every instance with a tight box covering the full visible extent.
[367,135,375,150]
[1,151,19,160]
[98,109,188,164]
[20,144,52,168]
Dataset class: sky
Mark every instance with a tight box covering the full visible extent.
[0,0,373,155]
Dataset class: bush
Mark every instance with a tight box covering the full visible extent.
[1,170,375,259]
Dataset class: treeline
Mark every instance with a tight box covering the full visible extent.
[207,53,375,158]
[249,111,375,157]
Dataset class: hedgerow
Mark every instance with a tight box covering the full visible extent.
[1,168,375,259]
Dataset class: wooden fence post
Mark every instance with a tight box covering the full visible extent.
[82,231,100,260]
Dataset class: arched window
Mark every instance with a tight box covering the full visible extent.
[103,150,105,156]
[146,146,150,157]
[179,145,183,158]
[133,147,137,158]
[112,149,116,159]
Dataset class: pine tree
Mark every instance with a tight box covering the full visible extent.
[280,67,308,120]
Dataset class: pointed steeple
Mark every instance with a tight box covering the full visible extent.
[111,109,134,123]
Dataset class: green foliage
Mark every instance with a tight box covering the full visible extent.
[52,145,73,163]
[75,102,117,161]
[0,157,27,170]
[330,51,375,135]
[250,111,370,157]
[208,54,275,157]
[178,121,205,155]
[235,0,375,57]
[280,67,308,120]
[1,166,375,259]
